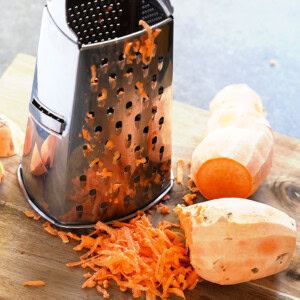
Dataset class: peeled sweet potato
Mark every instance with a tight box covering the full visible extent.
[41,134,57,169]
[176,198,297,285]
[31,143,47,176]
[0,114,24,157]
[191,84,274,199]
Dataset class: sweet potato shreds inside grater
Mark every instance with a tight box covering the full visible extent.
[66,0,166,45]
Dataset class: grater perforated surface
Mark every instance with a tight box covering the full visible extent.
[66,0,166,44]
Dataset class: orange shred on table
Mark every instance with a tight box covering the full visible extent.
[66,232,81,241]
[66,211,200,299]
[24,281,45,286]
[162,194,170,201]
[187,178,199,193]
[43,221,58,236]
[23,210,41,220]
[58,231,70,243]
[155,203,170,215]
[176,159,184,185]
[183,193,197,206]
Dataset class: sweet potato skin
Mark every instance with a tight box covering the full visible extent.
[176,198,297,285]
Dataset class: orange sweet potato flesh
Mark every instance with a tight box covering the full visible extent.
[0,118,15,157]
[41,134,57,169]
[195,157,253,199]
[0,162,5,184]
[31,143,47,176]
[23,117,33,156]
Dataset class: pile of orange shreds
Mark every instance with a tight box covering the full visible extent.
[64,212,201,299]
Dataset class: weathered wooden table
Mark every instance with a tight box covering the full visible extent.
[0,54,299,300]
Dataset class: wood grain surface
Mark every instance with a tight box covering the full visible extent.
[0,54,299,300]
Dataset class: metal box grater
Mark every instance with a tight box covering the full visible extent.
[18,0,174,228]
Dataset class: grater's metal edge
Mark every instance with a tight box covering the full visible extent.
[18,164,174,229]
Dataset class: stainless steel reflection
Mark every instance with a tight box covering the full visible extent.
[19,0,174,228]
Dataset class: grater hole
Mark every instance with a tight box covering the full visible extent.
[152,74,157,82]
[80,174,87,182]
[124,165,131,173]
[117,87,124,95]
[152,106,158,115]
[100,202,108,210]
[119,53,125,61]
[158,56,164,71]
[126,101,132,109]
[159,117,164,125]
[144,186,149,193]
[152,166,158,174]
[160,146,165,154]
[107,107,114,115]
[127,67,133,74]
[158,87,164,95]
[143,126,149,134]
[109,73,117,79]
[116,121,122,129]
[95,125,102,133]
[101,57,108,65]
[152,136,158,144]
[87,111,94,119]
[135,114,141,122]
[127,134,132,142]
[134,176,140,184]
[89,189,97,197]
[135,145,141,152]
[144,156,149,165]
[124,195,131,204]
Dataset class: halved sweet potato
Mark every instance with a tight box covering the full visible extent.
[41,134,57,169]
[31,143,47,176]
[0,115,24,157]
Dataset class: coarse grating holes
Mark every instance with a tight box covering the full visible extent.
[135,113,141,128]
[89,189,97,201]
[159,116,164,126]
[95,125,102,133]
[124,195,131,206]
[124,67,133,84]
[115,121,122,135]
[118,53,125,70]
[152,136,158,144]
[124,165,131,177]
[158,86,164,95]
[134,175,140,184]
[159,146,164,160]
[143,65,149,78]
[100,201,108,212]
[100,57,108,73]
[80,174,87,188]
[109,73,117,89]
[152,166,158,174]
[125,134,132,148]
[76,205,83,218]
[117,88,125,102]
[107,107,114,121]
[158,56,164,71]
[144,186,149,193]
[126,101,133,115]
[135,145,141,152]
[151,74,157,90]
[152,106,157,116]
[87,111,94,119]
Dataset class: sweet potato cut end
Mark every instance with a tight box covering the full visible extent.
[195,157,253,199]
[31,144,47,176]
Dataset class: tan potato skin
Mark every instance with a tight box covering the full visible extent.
[176,198,297,285]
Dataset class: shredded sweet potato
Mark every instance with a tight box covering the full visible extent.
[183,194,197,206]
[43,221,58,236]
[155,203,170,215]
[66,212,200,299]
[90,65,98,86]
[24,281,45,286]
[23,210,41,221]
[136,81,149,101]
[187,179,199,193]
[58,231,70,243]
[82,129,92,141]
[177,159,184,185]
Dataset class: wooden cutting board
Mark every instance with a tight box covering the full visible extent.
[0,54,299,300]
